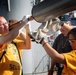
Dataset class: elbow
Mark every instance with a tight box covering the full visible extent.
[26,47,31,49]
[51,54,64,63]
[49,55,57,60]
[27,43,32,49]
[48,52,59,61]
[23,41,32,49]
[26,44,31,49]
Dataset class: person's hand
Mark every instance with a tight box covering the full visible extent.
[28,29,44,43]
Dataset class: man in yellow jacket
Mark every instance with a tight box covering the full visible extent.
[0,16,31,75]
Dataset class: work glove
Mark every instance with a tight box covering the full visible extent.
[37,18,70,36]
[28,17,61,43]
[36,17,61,36]
[43,18,61,35]
[28,29,44,44]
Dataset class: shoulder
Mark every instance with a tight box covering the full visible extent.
[55,34,63,40]
[57,34,64,38]
[63,50,76,63]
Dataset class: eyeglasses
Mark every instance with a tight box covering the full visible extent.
[68,39,76,43]
[0,22,8,26]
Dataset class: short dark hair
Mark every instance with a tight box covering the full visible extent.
[68,28,76,39]
[9,19,18,26]
[9,19,18,31]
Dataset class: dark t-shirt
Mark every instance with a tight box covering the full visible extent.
[53,34,72,53]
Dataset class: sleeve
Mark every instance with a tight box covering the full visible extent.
[63,51,76,70]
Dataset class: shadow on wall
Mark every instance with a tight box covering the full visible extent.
[0,0,9,20]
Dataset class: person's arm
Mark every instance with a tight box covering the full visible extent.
[28,22,73,63]
[0,21,27,45]
[18,24,31,49]
[42,39,66,64]
[48,59,55,75]
[41,24,73,63]
[48,35,59,75]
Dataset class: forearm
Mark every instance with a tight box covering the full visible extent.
[19,24,31,49]
[19,31,31,49]
[48,69,53,75]
[41,39,65,63]
[25,24,31,49]
[24,33,31,49]
[48,60,56,75]
[42,39,58,59]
